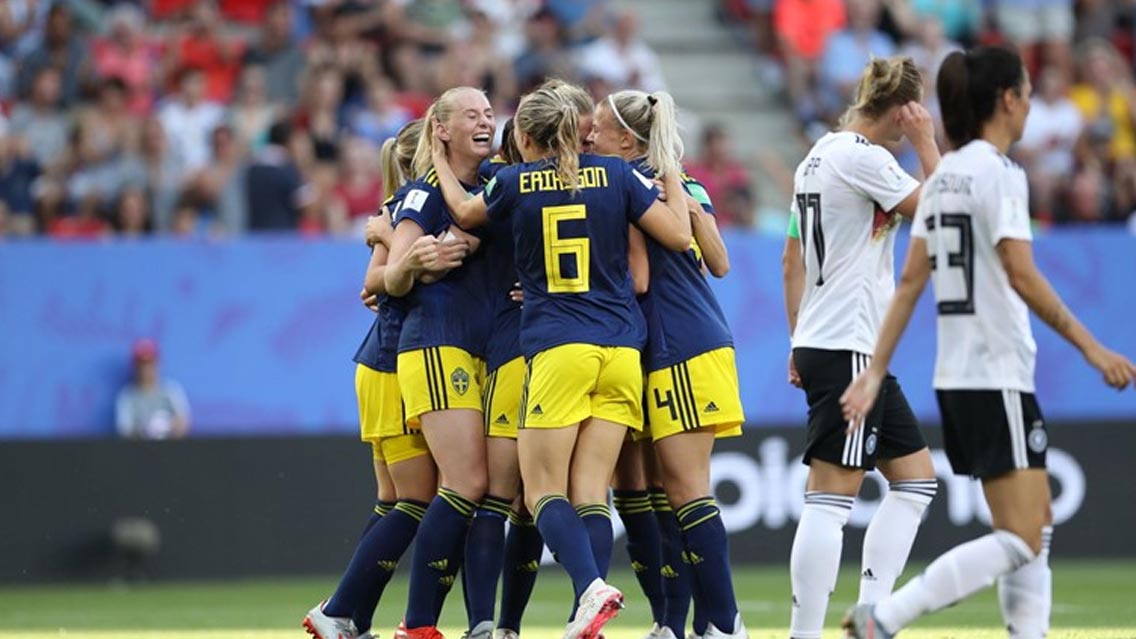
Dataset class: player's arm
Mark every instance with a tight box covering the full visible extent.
[636,169,692,252]
[629,225,650,295]
[431,124,490,228]
[782,210,804,387]
[998,239,1136,389]
[384,221,466,297]
[689,195,729,277]
[364,241,389,297]
[840,238,932,422]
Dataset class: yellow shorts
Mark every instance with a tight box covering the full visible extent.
[483,356,525,439]
[521,344,643,430]
[357,364,430,464]
[646,347,744,442]
[398,346,485,427]
[629,376,652,442]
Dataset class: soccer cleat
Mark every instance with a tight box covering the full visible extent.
[702,613,747,639]
[564,579,624,639]
[655,626,679,639]
[642,623,663,639]
[302,601,359,639]
[359,634,378,639]
[402,625,445,639]
[842,605,894,639]
[685,634,702,639]
[494,629,520,639]
[465,621,495,639]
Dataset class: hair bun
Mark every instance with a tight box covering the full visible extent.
[647,94,658,106]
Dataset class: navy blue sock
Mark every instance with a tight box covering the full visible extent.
[436,527,465,622]
[677,497,738,634]
[405,487,478,628]
[498,512,543,633]
[654,489,692,638]
[361,500,397,539]
[534,495,600,600]
[576,503,613,578]
[464,495,512,628]
[615,489,665,626]
[324,499,426,628]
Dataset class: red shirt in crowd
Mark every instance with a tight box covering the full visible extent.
[774,0,846,60]
[686,160,752,228]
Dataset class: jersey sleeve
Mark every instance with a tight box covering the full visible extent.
[624,162,660,222]
[911,192,929,239]
[681,173,715,215]
[787,198,800,239]
[850,145,919,213]
[484,168,516,222]
[988,166,1032,244]
[393,183,443,232]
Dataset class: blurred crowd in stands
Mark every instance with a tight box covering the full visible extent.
[721,0,1136,226]
[1,0,1133,238]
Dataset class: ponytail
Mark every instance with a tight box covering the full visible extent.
[937,51,974,150]
[380,137,400,195]
[554,103,580,192]
[382,118,425,192]
[937,46,1024,150]
[411,102,439,179]
[606,90,683,178]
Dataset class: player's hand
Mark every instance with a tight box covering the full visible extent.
[1084,344,1136,390]
[898,101,935,148]
[432,234,470,271]
[788,352,802,388]
[840,369,884,433]
[431,121,449,163]
[406,235,442,271]
[653,177,668,202]
[360,287,379,312]
[509,281,524,306]
[364,209,392,248]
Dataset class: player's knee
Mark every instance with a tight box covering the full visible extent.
[996,524,1043,558]
[661,475,708,509]
[447,473,488,503]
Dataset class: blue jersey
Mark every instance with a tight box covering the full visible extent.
[393,169,493,357]
[484,154,658,357]
[479,157,523,371]
[353,184,413,373]
[631,158,733,371]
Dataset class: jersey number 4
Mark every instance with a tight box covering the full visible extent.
[926,213,975,315]
[796,192,826,286]
[542,204,590,293]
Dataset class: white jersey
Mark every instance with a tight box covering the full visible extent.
[912,140,1036,392]
[791,131,919,355]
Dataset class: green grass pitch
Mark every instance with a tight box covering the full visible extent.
[0,562,1132,638]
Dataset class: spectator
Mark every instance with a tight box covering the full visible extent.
[1070,39,1136,165]
[115,339,191,440]
[114,186,153,236]
[908,0,981,46]
[514,8,576,92]
[0,115,40,234]
[819,0,896,123]
[686,123,753,228]
[188,124,248,233]
[246,121,310,231]
[165,1,246,104]
[773,0,846,125]
[159,67,226,172]
[15,3,90,107]
[576,10,667,93]
[1018,65,1083,220]
[139,117,187,231]
[67,114,144,215]
[47,190,111,239]
[243,0,306,104]
[229,65,280,152]
[91,4,161,116]
[993,0,1074,73]
[333,136,383,229]
[293,66,344,162]
[546,0,610,45]
[9,65,71,171]
[435,8,519,108]
[346,75,415,147]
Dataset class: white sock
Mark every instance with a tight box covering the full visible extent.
[875,530,1035,633]
[859,479,937,604]
[789,492,853,639]
[998,526,1053,639]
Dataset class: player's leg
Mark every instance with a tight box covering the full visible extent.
[364,454,398,537]
[612,439,667,633]
[788,349,873,639]
[497,497,543,638]
[464,435,521,637]
[846,390,1050,637]
[861,374,937,604]
[647,447,691,639]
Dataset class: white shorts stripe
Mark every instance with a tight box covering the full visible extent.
[842,353,861,466]
[1002,389,1026,469]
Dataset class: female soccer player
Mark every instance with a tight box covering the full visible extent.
[430,85,692,639]
[781,56,942,639]
[591,89,744,639]
[841,45,1136,639]
[383,86,497,639]
[304,119,465,639]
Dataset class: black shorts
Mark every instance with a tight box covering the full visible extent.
[936,389,1047,478]
[793,348,925,470]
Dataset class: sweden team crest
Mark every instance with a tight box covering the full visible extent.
[451,368,470,395]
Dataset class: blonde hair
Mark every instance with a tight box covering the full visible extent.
[514,87,581,193]
[380,119,424,194]
[540,78,595,116]
[605,90,683,178]
[840,56,923,126]
[412,86,484,178]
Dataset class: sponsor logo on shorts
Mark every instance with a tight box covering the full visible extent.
[1028,421,1048,453]
[495,413,510,425]
[704,401,720,413]
[451,368,470,395]
[530,404,544,416]
[865,429,878,455]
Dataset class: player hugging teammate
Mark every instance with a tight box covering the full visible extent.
[304,78,747,639]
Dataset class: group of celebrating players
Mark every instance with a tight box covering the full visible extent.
[303,41,1136,639]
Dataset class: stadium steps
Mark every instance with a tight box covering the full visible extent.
[614,0,804,206]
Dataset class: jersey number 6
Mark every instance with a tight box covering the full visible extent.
[542,204,591,293]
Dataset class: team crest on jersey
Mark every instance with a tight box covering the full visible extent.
[865,429,878,455]
[451,368,470,395]
[871,203,901,241]
[1028,420,1048,453]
